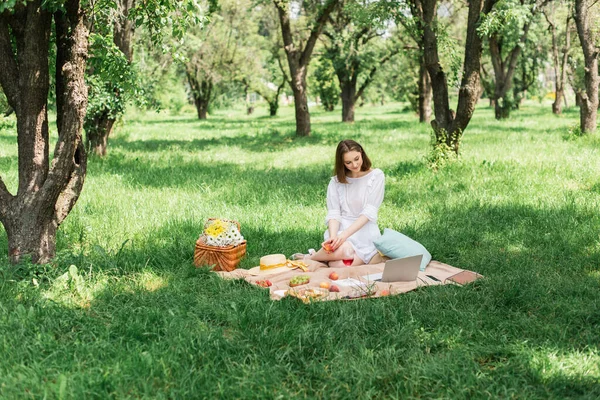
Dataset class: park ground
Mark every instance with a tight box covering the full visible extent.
[1,101,599,398]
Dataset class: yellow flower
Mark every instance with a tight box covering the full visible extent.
[205,219,227,238]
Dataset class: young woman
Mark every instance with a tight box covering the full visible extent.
[301,139,385,267]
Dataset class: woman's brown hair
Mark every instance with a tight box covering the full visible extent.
[334,140,372,183]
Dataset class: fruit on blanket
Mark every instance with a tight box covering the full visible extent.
[329,284,340,292]
[328,272,339,280]
[255,279,272,288]
[320,281,331,289]
[289,275,310,287]
[380,289,390,296]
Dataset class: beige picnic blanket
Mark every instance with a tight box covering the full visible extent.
[216,259,483,301]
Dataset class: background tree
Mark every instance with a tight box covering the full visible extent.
[84,0,136,157]
[543,1,573,115]
[0,0,201,264]
[274,0,339,136]
[406,0,497,154]
[182,0,257,119]
[312,56,340,111]
[394,1,464,123]
[250,5,290,117]
[321,0,399,122]
[479,0,546,119]
[573,0,599,134]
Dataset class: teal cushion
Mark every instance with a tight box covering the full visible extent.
[373,228,431,271]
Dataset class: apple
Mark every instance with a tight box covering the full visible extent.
[328,272,339,280]
[323,243,333,253]
[320,281,331,289]
[329,285,340,292]
[380,289,391,297]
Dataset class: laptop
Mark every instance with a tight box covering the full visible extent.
[364,254,423,282]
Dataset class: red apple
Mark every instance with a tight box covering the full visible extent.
[329,285,340,292]
[328,272,339,280]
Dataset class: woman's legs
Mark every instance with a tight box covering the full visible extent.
[308,242,364,266]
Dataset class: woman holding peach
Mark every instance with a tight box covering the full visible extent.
[298,139,385,267]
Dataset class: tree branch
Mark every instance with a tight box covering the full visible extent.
[41,1,89,216]
[299,0,339,67]
[355,50,398,100]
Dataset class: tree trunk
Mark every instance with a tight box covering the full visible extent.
[0,0,89,264]
[574,0,599,134]
[86,111,116,156]
[187,72,212,120]
[4,209,58,264]
[488,19,530,120]
[412,0,496,153]
[545,9,572,115]
[418,60,432,123]
[340,81,356,123]
[194,97,209,119]
[85,0,136,156]
[291,69,311,136]
[274,0,338,137]
[268,101,278,116]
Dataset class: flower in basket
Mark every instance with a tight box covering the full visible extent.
[200,218,245,247]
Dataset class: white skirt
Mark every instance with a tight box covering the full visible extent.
[323,216,381,264]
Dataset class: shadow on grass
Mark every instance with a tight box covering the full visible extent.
[2,201,600,397]
[92,155,332,200]
[109,129,337,154]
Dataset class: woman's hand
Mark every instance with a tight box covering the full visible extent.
[323,233,347,252]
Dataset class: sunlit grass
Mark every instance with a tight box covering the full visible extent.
[1,100,599,398]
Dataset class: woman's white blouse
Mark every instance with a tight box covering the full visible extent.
[324,168,385,263]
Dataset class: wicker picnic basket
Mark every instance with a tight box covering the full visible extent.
[194,218,247,272]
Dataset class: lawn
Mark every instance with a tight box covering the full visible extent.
[1,101,599,399]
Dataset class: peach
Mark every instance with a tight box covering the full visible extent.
[320,281,331,289]
[328,272,339,280]
[380,289,391,297]
[323,243,333,253]
[329,285,340,292]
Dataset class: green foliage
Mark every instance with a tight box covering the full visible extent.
[312,56,339,111]
[84,33,143,128]
[0,0,28,13]
[478,0,533,39]
[426,128,461,170]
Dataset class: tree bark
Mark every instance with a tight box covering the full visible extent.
[274,0,338,136]
[86,111,116,156]
[544,7,572,115]
[410,0,496,153]
[418,59,432,123]
[488,22,530,120]
[187,72,212,120]
[85,0,135,156]
[340,81,356,122]
[574,0,599,133]
[0,0,89,264]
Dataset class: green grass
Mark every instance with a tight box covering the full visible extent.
[1,101,600,399]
